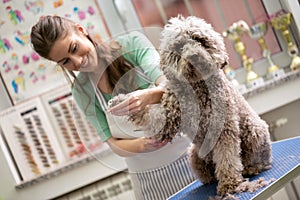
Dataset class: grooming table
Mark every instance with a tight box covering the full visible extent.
[168,136,300,200]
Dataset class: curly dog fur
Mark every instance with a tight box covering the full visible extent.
[109,15,272,196]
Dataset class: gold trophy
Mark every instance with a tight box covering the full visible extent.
[270,11,300,71]
[247,22,284,79]
[223,20,263,88]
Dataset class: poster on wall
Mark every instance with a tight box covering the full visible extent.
[0,0,109,104]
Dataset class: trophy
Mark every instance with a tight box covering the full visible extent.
[270,11,300,71]
[223,20,263,88]
[247,22,284,79]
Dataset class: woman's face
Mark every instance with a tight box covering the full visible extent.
[48,25,98,72]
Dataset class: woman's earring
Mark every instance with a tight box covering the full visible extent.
[76,24,88,35]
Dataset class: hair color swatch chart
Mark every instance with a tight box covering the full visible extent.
[41,85,104,161]
[0,85,106,183]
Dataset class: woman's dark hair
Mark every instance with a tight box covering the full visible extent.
[30,15,75,59]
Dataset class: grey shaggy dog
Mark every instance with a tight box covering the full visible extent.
[109,16,272,196]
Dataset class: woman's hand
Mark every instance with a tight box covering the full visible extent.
[108,75,167,116]
[108,87,163,116]
[106,137,168,157]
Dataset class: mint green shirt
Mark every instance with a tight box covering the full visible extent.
[72,31,163,142]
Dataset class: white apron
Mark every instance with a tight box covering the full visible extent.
[93,70,195,199]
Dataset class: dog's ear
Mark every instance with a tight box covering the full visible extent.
[159,48,183,81]
[159,31,190,80]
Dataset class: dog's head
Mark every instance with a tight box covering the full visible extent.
[159,15,228,82]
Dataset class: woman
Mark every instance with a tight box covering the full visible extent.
[30,15,195,200]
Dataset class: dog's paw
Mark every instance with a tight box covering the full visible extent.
[107,94,128,108]
[217,179,241,196]
[217,184,237,196]
[263,164,272,170]
[242,166,260,176]
[243,164,272,177]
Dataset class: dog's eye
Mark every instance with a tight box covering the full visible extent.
[189,54,199,63]
[221,61,228,69]
[174,43,184,53]
[191,35,209,49]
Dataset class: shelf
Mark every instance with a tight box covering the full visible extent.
[13,149,127,200]
[242,69,300,114]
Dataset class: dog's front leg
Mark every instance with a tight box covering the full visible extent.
[189,144,217,184]
[212,130,244,196]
